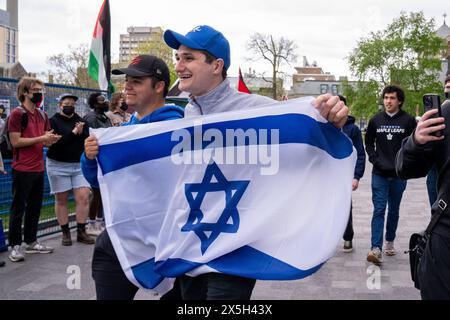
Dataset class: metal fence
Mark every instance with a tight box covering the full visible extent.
[0,78,107,243]
[0,77,108,119]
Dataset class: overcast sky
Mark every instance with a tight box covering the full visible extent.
[5,0,448,83]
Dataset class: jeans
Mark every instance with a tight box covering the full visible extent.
[370,174,407,250]
[343,203,354,241]
[426,166,438,207]
[8,170,44,247]
[92,230,181,300]
[179,273,256,300]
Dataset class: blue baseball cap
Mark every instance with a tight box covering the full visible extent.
[164,25,231,70]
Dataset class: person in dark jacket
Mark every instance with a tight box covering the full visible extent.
[365,85,416,265]
[339,95,366,252]
[83,93,113,236]
[81,55,184,300]
[426,76,450,207]
[395,96,449,300]
[46,93,94,246]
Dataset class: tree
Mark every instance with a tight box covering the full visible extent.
[134,38,177,88]
[246,33,297,100]
[46,43,97,88]
[348,11,446,118]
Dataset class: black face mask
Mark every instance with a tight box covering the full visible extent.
[0,113,6,119]
[120,102,129,112]
[446,92,450,100]
[97,102,109,113]
[30,93,43,104]
[62,106,75,116]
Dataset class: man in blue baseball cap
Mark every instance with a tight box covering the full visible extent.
[163,25,350,301]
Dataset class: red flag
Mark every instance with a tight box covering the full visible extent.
[238,67,251,94]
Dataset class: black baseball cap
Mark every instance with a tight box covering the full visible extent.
[112,55,170,85]
[58,93,78,102]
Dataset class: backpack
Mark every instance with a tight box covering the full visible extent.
[0,106,47,159]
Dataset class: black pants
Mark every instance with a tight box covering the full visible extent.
[89,188,103,220]
[419,231,450,300]
[179,273,256,300]
[92,230,181,300]
[8,170,44,247]
[343,203,354,241]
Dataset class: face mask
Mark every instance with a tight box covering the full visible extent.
[446,92,450,100]
[120,102,129,112]
[30,92,43,105]
[0,113,5,119]
[62,106,75,116]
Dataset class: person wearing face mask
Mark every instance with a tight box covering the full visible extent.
[7,77,61,262]
[46,93,94,247]
[0,104,7,158]
[83,93,113,237]
[106,92,131,127]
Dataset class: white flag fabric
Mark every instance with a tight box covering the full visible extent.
[93,97,356,293]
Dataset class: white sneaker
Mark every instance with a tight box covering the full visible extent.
[86,223,102,237]
[384,241,396,256]
[9,245,25,262]
[95,220,105,232]
[25,241,54,254]
[367,247,383,265]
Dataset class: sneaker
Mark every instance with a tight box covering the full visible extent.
[25,242,54,254]
[384,241,396,256]
[95,219,106,232]
[77,229,95,245]
[62,230,73,246]
[367,247,383,265]
[9,245,25,262]
[343,240,353,253]
[86,223,102,237]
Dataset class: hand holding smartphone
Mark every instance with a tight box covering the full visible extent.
[423,94,443,137]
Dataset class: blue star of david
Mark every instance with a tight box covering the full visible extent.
[182,162,250,255]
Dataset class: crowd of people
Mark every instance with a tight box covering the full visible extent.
[0,24,449,300]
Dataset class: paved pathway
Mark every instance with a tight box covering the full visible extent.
[0,162,430,300]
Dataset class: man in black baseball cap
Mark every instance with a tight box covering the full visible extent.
[112,55,171,97]
[82,55,184,300]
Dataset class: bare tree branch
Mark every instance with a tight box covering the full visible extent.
[246,33,297,99]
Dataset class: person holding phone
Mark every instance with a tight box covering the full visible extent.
[395,80,449,300]
[426,76,450,207]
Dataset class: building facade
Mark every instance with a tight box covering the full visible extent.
[289,57,356,98]
[119,26,164,63]
[436,15,450,80]
[0,0,18,64]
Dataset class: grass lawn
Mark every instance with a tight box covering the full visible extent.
[1,200,76,231]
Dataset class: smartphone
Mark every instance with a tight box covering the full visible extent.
[423,94,443,137]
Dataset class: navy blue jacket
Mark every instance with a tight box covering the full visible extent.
[343,116,366,180]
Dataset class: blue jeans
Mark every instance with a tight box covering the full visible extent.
[426,166,438,207]
[371,174,407,250]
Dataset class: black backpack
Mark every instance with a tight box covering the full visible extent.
[0,106,47,159]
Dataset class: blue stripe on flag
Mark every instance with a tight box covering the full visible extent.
[132,245,324,287]
[130,258,166,289]
[98,113,352,175]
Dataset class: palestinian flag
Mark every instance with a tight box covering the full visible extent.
[238,67,251,94]
[88,0,113,92]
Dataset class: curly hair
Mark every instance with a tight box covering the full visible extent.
[88,92,104,109]
[382,85,405,107]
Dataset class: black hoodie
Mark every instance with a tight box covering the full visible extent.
[365,110,416,177]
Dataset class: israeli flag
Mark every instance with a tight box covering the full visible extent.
[94,97,356,293]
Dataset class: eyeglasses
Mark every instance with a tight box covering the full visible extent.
[29,88,46,94]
